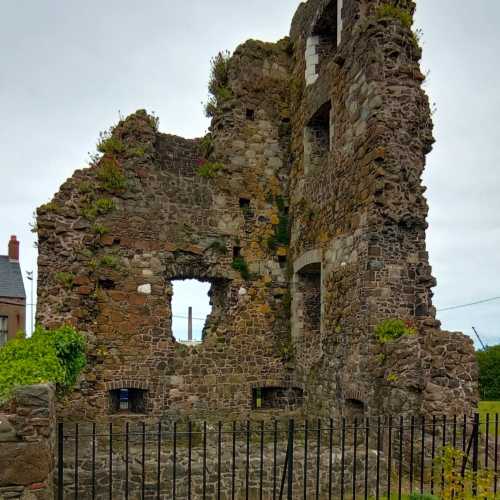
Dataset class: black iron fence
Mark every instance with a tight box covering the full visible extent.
[57,414,499,499]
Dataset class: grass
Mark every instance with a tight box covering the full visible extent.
[478,400,500,433]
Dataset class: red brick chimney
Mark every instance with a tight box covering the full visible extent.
[8,235,19,262]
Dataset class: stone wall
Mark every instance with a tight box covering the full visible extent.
[35,0,478,423]
[0,384,56,499]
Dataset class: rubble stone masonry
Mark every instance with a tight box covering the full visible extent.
[35,0,478,421]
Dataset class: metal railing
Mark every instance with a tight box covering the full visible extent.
[57,413,499,499]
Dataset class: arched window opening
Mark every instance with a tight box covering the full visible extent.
[171,279,212,344]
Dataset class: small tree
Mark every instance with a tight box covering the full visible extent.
[0,325,86,402]
[477,345,500,400]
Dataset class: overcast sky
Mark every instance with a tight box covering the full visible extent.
[1,1,498,345]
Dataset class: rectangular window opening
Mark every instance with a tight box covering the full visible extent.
[110,388,147,414]
[0,316,7,346]
[246,108,255,121]
[252,386,304,410]
[297,262,322,336]
[304,101,332,175]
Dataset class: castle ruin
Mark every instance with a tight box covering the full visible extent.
[36,0,478,421]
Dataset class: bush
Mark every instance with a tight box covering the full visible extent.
[97,131,126,155]
[376,4,412,29]
[197,160,224,178]
[0,325,86,402]
[97,157,127,192]
[477,345,500,400]
[375,318,416,343]
[204,51,233,117]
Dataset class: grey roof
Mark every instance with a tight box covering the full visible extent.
[0,256,26,299]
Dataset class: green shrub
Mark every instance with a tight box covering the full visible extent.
[97,158,127,192]
[0,325,86,402]
[232,257,250,280]
[55,271,75,289]
[97,131,126,155]
[375,4,412,29]
[375,318,416,343]
[197,161,224,178]
[204,51,233,117]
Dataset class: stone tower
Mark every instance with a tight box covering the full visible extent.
[36,0,477,420]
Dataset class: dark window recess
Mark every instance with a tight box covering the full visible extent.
[239,198,251,209]
[298,262,321,335]
[278,255,287,267]
[345,398,365,419]
[98,278,115,289]
[246,108,255,121]
[312,1,338,73]
[112,238,121,245]
[233,246,241,258]
[109,388,147,414]
[252,386,304,410]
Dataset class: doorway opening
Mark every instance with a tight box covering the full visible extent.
[171,279,212,344]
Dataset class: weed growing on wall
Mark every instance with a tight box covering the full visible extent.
[232,256,250,280]
[375,318,416,343]
[197,160,224,178]
[54,271,75,289]
[375,4,412,29]
[97,157,127,192]
[205,50,233,117]
[0,325,86,402]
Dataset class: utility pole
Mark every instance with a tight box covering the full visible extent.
[26,271,34,335]
[188,306,193,341]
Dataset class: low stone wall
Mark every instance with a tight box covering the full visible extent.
[59,421,383,500]
[0,384,56,500]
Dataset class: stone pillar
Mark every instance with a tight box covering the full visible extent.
[0,384,56,499]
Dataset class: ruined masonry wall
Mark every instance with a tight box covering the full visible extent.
[36,0,478,422]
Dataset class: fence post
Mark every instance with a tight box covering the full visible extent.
[472,413,480,496]
[58,422,64,500]
[287,419,295,500]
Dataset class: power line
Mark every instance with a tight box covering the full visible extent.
[172,314,207,321]
[437,296,500,312]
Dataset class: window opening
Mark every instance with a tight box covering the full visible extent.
[297,262,321,336]
[252,387,304,410]
[0,316,7,346]
[246,108,255,121]
[233,246,241,259]
[109,388,147,414]
[305,0,341,85]
[239,198,251,209]
[171,279,212,344]
[304,101,332,175]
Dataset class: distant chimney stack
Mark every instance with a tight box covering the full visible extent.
[8,235,19,262]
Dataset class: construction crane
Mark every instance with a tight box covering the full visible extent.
[472,326,487,350]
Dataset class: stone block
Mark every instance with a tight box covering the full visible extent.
[0,443,50,487]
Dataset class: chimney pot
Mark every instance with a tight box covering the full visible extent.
[8,235,19,261]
